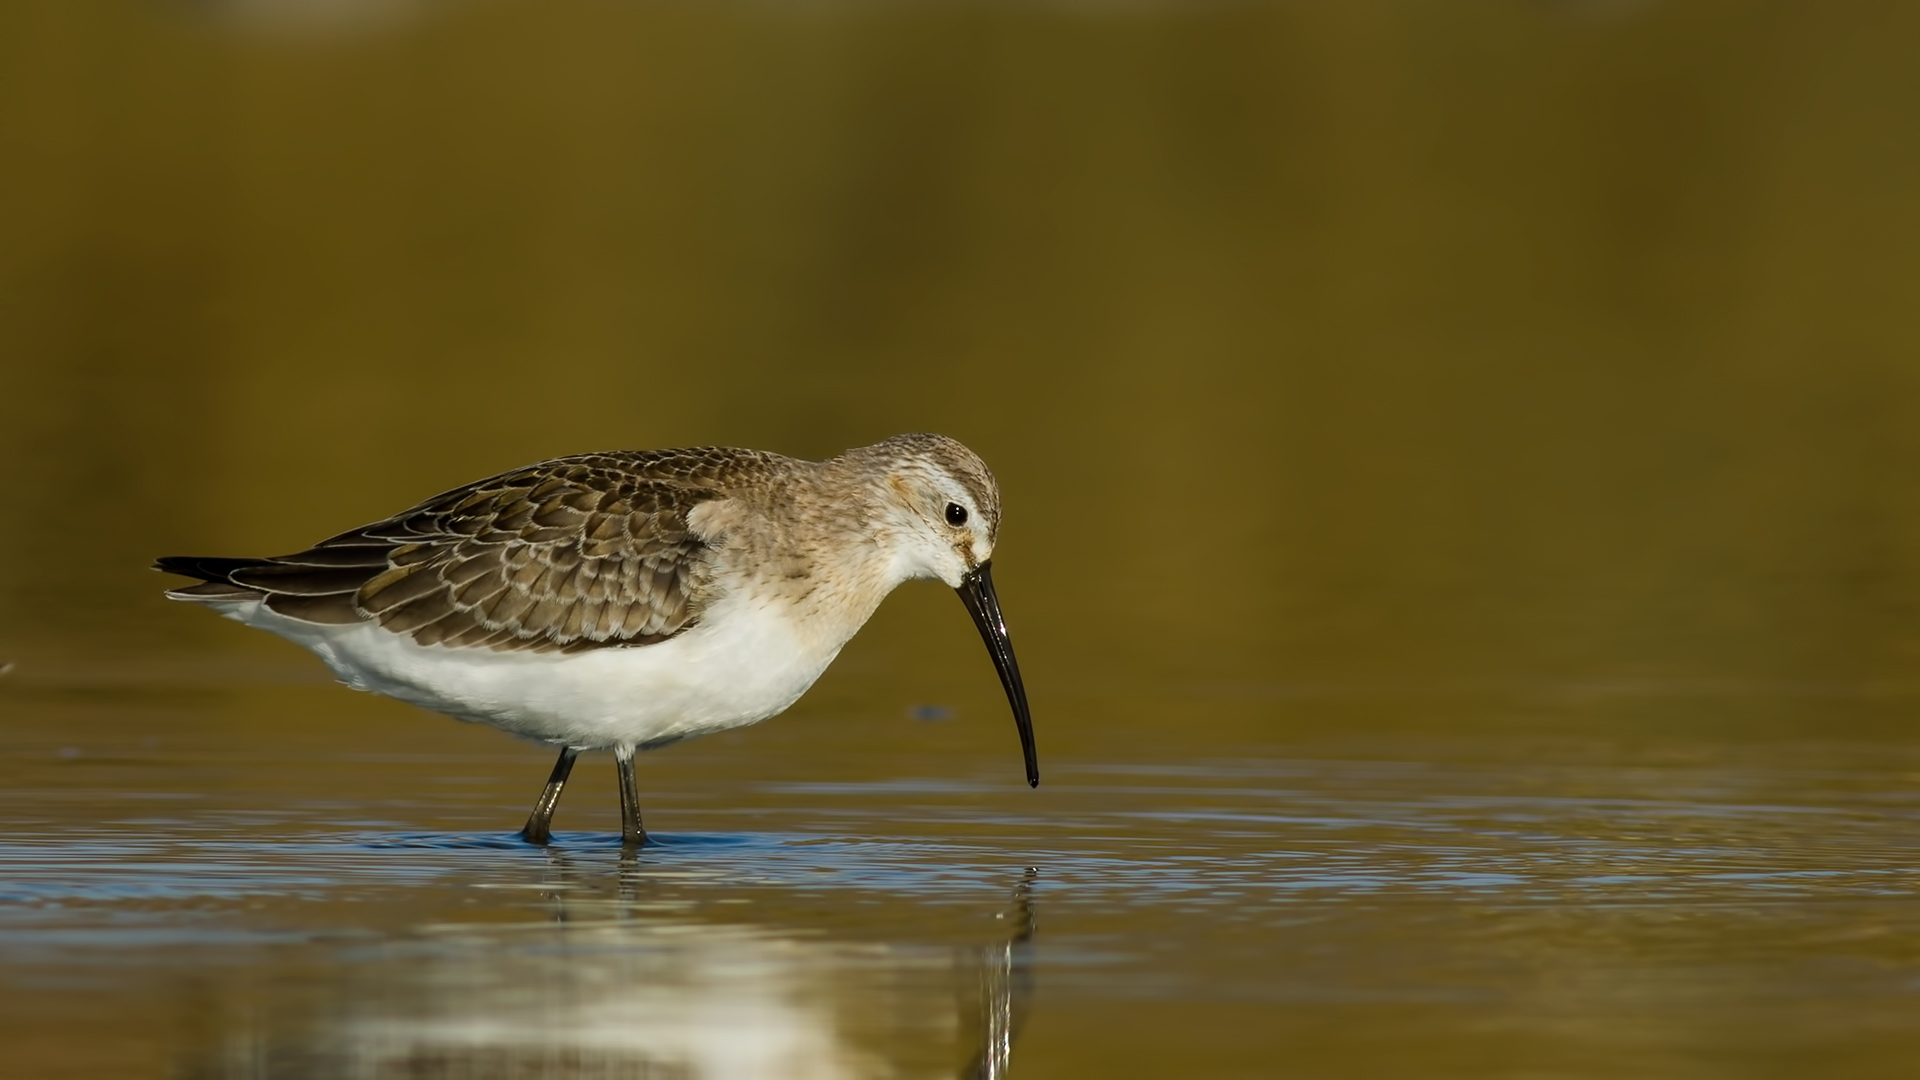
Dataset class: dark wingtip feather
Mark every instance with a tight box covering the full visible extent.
[165,580,263,602]
[154,555,266,584]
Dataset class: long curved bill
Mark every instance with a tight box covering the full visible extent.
[955,561,1039,788]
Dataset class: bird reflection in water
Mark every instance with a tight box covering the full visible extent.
[208,862,1038,1079]
[963,870,1035,1080]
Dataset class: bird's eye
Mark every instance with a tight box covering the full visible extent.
[945,502,969,527]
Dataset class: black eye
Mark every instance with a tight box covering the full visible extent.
[944,502,969,527]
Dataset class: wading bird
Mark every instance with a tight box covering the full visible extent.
[156,433,1036,845]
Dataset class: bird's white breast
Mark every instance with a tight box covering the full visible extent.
[215,592,846,750]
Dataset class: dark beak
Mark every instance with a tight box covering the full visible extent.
[956,560,1039,788]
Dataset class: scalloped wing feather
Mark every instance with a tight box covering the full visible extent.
[161,449,779,653]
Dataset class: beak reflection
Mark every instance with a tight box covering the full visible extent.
[955,561,1038,788]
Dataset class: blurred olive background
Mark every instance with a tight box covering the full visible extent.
[5,1,1920,741]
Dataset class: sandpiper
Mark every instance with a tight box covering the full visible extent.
[155,433,1036,846]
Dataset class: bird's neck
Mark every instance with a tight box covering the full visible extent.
[764,463,924,655]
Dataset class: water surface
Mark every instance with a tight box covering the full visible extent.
[6,669,1920,1077]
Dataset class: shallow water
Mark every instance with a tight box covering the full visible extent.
[8,0,1920,1076]
[7,665,1920,1077]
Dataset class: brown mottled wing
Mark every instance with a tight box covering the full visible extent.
[229,451,750,653]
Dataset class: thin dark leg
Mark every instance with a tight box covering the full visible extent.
[519,746,580,845]
[615,744,649,847]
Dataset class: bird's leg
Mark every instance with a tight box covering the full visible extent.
[615,744,649,847]
[519,746,580,845]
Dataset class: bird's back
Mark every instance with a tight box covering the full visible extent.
[158,446,805,654]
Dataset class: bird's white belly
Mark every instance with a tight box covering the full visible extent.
[222,595,841,749]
